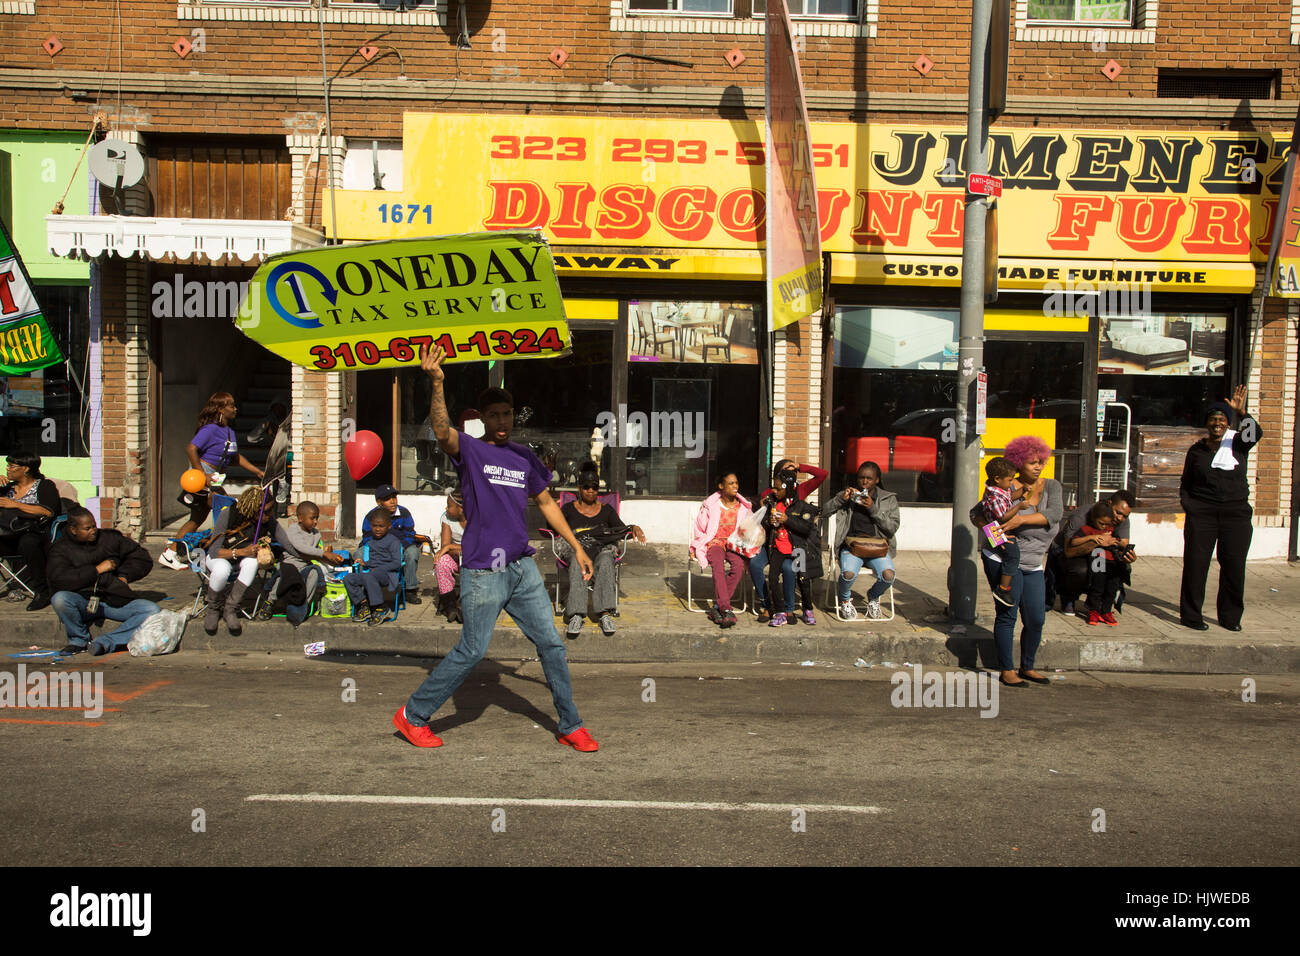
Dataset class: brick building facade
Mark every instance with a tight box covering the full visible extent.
[2,0,1296,556]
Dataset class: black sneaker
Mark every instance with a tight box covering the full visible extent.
[59,643,87,656]
[352,602,371,622]
[26,591,51,612]
[706,606,722,625]
[404,591,422,605]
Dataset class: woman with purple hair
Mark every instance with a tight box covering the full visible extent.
[971,434,1063,687]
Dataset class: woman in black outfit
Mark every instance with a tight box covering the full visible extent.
[1179,386,1261,632]
[0,451,64,610]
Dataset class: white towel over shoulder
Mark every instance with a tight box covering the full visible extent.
[1211,429,1238,471]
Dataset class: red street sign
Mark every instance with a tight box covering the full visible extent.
[968,173,1003,197]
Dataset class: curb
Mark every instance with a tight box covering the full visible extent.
[4,615,1296,675]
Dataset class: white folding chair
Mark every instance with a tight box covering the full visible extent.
[821,511,895,622]
[685,515,750,613]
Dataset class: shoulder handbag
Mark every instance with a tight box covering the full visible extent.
[0,510,42,536]
[843,534,889,560]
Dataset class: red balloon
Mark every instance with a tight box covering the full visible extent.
[344,430,384,481]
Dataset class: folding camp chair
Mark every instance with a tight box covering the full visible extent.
[171,493,273,621]
[0,501,72,601]
[540,491,632,616]
[684,515,752,614]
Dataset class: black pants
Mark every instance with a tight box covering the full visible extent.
[1086,560,1125,614]
[1050,552,1091,609]
[1180,497,1252,628]
[0,531,49,592]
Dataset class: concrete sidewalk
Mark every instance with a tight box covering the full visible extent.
[2,541,1297,674]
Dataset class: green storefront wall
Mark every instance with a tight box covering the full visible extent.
[1,131,94,500]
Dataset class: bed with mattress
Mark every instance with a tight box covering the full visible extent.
[1105,319,1188,370]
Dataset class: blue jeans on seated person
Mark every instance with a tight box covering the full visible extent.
[748,547,797,613]
[837,550,896,603]
[404,557,581,736]
[51,592,162,652]
[344,568,397,608]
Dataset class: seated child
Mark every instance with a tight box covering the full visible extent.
[1070,501,1125,627]
[260,500,345,626]
[982,457,1027,606]
[343,508,404,627]
[434,490,467,623]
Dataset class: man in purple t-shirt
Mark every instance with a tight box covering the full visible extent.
[393,344,600,753]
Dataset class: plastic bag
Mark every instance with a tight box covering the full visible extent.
[731,507,767,554]
[127,609,187,657]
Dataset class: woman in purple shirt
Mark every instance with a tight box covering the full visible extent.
[159,391,265,571]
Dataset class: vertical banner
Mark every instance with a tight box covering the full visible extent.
[0,218,64,374]
[1267,116,1300,296]
[765,0,823,332]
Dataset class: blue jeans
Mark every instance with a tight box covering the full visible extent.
[837,550,896,603]
[749,548,797,613]
[51,592,161,652]
[981,555,1045,671]
[991,539,1022,590]
[403,543,421,590]
[344,568,397,608]
[404,558,582,735]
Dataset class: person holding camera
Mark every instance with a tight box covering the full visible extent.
[749,461,823,626]
[823,461,899,621]
[1067,500,1127,626]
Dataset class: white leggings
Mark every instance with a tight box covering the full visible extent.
[205,556,259,592]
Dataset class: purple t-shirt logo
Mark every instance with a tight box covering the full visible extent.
[453,432,552,570]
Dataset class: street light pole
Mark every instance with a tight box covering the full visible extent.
[948,0,992,628]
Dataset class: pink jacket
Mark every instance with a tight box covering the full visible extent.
[691,492,758,570]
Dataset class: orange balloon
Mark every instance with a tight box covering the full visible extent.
[180,469,208,494]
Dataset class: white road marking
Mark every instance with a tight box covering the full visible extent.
[246,793,886,814]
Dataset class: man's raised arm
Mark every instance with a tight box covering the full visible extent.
[421,344,459,459]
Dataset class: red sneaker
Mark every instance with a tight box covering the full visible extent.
[1087,611,1102,626]
[1102,612,1118,627]
[392,707,443,748]
[557,727,600,752]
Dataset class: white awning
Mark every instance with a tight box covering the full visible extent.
[46,214,325,263]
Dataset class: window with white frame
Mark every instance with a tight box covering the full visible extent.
[628,0,733,13]
[1026,0,1131,23]
[613,0,875,36]
[1017,0,1153,43]
[178,0,439,23]
[753,0,858,17]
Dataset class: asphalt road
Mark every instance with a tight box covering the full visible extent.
[2,649,1296,867]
